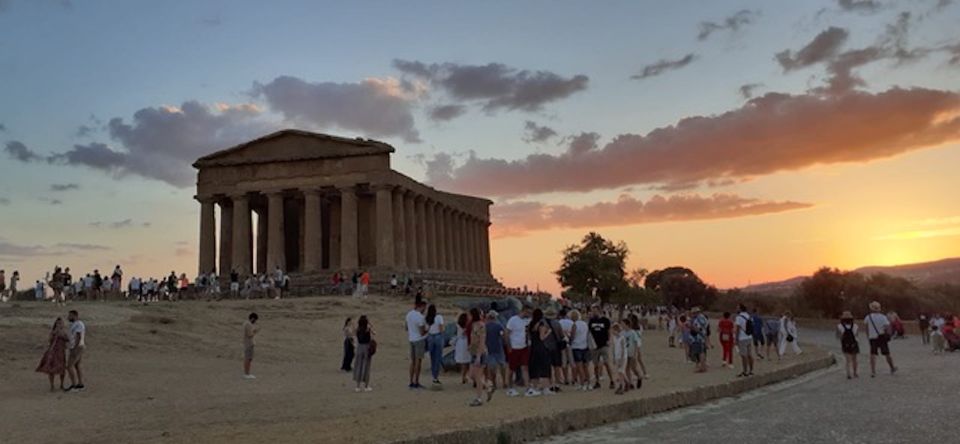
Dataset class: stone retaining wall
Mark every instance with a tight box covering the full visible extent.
[393,352,835,444]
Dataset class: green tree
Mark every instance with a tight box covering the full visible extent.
[644,266,717,309]
[556,232,629,304]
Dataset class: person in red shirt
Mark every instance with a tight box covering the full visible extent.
[718,312,735,368]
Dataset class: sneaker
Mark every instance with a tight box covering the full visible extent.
[486,386,495,402]
[364,386,373,392]
[469,398,483,407]
[408,383,416,389]
[355,387,363,392]
[593,382,601,390]
[243,374,256,380]
[62,385,74,393]
[524,388,541,397]
[506,388,519,397]
[544,388,556,396]
[432,379,442,385]
[608,381,615,389]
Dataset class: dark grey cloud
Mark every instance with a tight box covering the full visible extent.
[4,140,42,162]
[40,197,63,205]
[776,27,850,71]
[836,0,882,13]
[739,83,764,99]
[48,142,127,172]
[54,242,110,251]
[631,54,698,80]
[75,124,95,137]
[253,75,420,142]
[89,219,136,229]
[428,104,466,122]
[561,132,601,156]
[50,183,79,192]
[392,59,589,112]
[0,197,10,205]
[522,121,558,144]
[0,123,6,132]
[0,240,109,258]
[697,9,760,41]
[423,151,455,185]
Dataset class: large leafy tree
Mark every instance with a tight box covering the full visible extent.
[556,232,629,304]
[645,266,717,309]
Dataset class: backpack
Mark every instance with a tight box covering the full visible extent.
[740,314,754,336]
[840,324,858,353]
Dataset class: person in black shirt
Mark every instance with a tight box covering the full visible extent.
[588,305,614,390]
[230,270,240,298]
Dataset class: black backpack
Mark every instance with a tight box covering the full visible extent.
[740,314,754,336]
[841,324,858,353]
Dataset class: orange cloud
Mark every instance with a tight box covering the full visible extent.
[429,87,960,197]
[491,193,812,238]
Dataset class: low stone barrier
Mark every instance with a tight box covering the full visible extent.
[392,352,835,444]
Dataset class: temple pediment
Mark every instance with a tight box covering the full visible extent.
[193,129,395,168]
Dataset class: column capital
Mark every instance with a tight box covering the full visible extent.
[227,192,250,200]
[263,189,285,197]
[195,195,216,204]
[301,187,324,197]
[371,182,395,192]
[413,193,427,203]
[336,184,358,193]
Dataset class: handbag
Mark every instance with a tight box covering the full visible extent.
[786,334,794,342]
[368,339,378,356]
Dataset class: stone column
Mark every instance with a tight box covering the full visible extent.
[339,185,359,270]
[473,218,483,274]
[218,200,233,275]
[482,221,491,274]
[404,192,418,269]
[425,200,437,270]
[456,213,467,272]
[329,199,341,270]
[266,191,286,272]
[255,207,267,274]
[198,196,217,276]
[436,205,447,271]
[415,196,428,271]
[231,194,252,276]
[446,207,457,271]
[393,188,407,269]
[464,217,475,274]
[374,184,395,267]
[303,189,323,273]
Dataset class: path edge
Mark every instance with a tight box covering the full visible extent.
[391,352,835,444]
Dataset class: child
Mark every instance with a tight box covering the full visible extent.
[678,315,689,361]
[621,319,639,390]
[837,311,860,379]
[718,312,735,368]
[611,323,627,395]
[931,324,945,355]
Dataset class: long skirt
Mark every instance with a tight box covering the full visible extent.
[341,338,355,371]
[353,343,372,385]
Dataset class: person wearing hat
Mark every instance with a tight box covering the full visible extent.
[836,311,860,379]
[864,301,897,377]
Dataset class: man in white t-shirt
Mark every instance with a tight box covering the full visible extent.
[864,301,897,377]
[405,300,428,389]
[65,310,86,392]
[734,304,754,377]
[505,306,531,397]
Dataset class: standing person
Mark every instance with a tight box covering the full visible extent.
[111,265,123,293]
[359,270,370,298]
[666,314,677,348]
[718,312,735,368]
[0,269,6,301]
[751,308,765,359]
[568,310,591,390]
[621,318,641,387]
[341,318,355,372]
[389,274,398,295]
[543,308,566,392]
[689,308,708,373]
[484,310,508,389]
[454,313,471,384]
[918,313,930,345]
[778,311,802,357]
[34,280,45,301]
[425,304,445,385]
[630,313,649,379]
[864,301,897,377]
[65,310,86,392]
[588,304,614,390]
[10,270,20,300]
[353,315,375,392]
[526,309,552,397]
[505,306,531,397]
[36,317,69,391]
[92,270,103,300]
[931,321,945,355]
[764,315,780,359]
[242,313,259,379]
[467,308,492,406]
[837,311,860,379]
[611,323,627,395]
[405,300,427,389]
[558,308,575,385]
[734,304,754,377]
[230,270,240,299]
[331,271,342,296]
[350,272,359,298]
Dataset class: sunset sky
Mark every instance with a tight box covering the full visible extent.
[1,0,958,294]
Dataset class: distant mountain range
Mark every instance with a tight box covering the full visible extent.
[738,257,960,296]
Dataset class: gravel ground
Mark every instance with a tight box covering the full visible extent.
[542,328,958,444]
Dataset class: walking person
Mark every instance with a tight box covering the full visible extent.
[543,308,566,392]
[611,323,627,395]
[751,308,766,359]
[243,312,259,379]
[467,308,493,406]
[918,313,930,345]
[64,310,86,392]
[778,311,802,357]
[558,308,575,385]
[36,317,69,391]
[341,318,355,372]
[837,311,860,379]
[764,315,780,359]
[526,309,553,397]
[568,310,591,390]
[454,312,471,384]
[353,315,376,392]
[864,301,897,377]
[484,310,508,389]
[9,270,20,300]
[718,312,735,368]
[688,309,708,373]
[405,300,427,389]
[588,304,614,390]
[931,321,945,354]
[425,304,445,385]
[734,304,754,377]
[505,306,531,397]
[0,269,6,301]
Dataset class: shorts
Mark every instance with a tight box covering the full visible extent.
[738,339,753,357]
[572,348,590,363]
[67,347,84,366]
[753,335,765,346]
[244,345,254,360]
[507,347,530,370]
[230,282,239,292]
[549,348,563,367]
[409,339,426,360]
[592,346,610,364]
[561,347,574,366]
[471,352,487,367]
[486,352,507,369]
[766,333,778,344]
[869,337,890,356]
[689,342,705,360]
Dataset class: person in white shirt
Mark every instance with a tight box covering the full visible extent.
[568,310,591,390]
[65,310,86,392]
[425,304,445,385]
[558,309,575,385]
[505,306,531,397]
[405,300,428,389]
[864,301,897,377]
[734,304,754,377]
[778,311,802,357]
[836,311,860,379]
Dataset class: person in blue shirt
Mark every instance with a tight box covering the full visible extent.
[751,308,766,359]
[764,315,781,359]
[484,310,508,389]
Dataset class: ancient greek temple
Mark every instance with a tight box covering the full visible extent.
[192,129,495,284]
